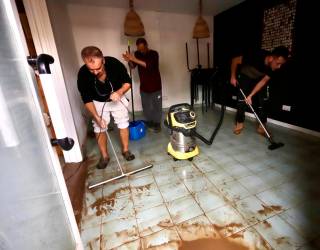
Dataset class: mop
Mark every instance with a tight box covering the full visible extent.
[88,128,153,189]
[237,85,284,150]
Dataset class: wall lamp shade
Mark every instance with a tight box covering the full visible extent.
[193,16,210,39]
[124,0,145,37]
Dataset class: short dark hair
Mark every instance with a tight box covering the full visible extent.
[271,46,290,59]
[136,38,147,46]
[81,46,103,59]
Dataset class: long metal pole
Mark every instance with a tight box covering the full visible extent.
[128,44,135,121]
[185,42,191,71]
[196,38,200,68]
[207,42,210,68]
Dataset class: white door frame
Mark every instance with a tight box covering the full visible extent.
[22,0,83,163]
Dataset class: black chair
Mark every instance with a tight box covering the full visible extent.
[190,67,219,111]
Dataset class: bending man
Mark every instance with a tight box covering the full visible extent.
[230,46,289,136]
[77,46,135,169]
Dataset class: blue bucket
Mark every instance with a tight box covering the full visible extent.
[129,120,146,141]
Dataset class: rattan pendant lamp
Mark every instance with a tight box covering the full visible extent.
[193,0,210,39]
[124,0,145,37]
[193,0,210,68]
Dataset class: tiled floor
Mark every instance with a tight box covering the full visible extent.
[80,107,320,250]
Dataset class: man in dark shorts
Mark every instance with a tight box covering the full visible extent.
[230,46,289,136]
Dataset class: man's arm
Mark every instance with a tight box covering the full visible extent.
[246,75,270,104]
[123,51,146,68]
[85,102,107,129]
[110,83,131,102]
[129,54,146,68]
[230,56,242,87]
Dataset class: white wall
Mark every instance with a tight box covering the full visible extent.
[46,0,87,147]
[66,3,213,110]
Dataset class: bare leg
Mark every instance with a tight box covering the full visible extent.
[95,132,109,159]
[119,127,129,153]
[233,122,244,135]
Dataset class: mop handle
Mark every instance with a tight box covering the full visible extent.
[238,86,271,139]
[128,44,135,121]
[120,98,130,112]
[105,130,124,175]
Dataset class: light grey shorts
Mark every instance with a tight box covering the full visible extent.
[92,97,129,133]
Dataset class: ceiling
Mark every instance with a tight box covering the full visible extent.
[64,0,245,16]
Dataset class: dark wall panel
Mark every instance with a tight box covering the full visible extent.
[213,0,319,132]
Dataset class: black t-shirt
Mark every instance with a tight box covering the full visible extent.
[77,56,132,103]
[239,49,274,79]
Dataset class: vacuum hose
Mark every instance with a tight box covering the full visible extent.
[191,67,227,145]
[191,104,225,145]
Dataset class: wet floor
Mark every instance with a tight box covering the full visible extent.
[80,107,320,249]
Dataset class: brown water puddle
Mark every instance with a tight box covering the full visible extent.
[89,183,152,216]
[275,236,290,245]
[134,183,152,193]
[213,222,244,235]
[105,186,130,201]
[258,204,282,215]
[179,237,249,250]
[263,220,272,228]
[90,197,115,216]
[158,218,174,228]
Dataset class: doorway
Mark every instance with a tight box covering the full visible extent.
[15,0,64,159]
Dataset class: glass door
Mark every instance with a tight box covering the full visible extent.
[0,1,82,249]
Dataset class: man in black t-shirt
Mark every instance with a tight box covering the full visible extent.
[230,46,289,136]
[77,46,135,169]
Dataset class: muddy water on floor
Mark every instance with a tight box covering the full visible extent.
[179,238,249,250]
[89,182,156,218]
[84,180,277,249]
[257,205,282,216]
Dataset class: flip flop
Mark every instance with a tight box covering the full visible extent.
[122,151,135,161]
[96,157,110,169]
[233,127,243,135]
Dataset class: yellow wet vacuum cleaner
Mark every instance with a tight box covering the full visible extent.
[164,103,225,161]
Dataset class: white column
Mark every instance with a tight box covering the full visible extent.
[22,0,83,163]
